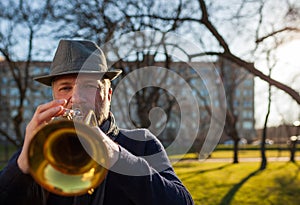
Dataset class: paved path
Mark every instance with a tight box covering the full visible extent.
[201,156,300,162]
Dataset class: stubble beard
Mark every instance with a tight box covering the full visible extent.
[96,100,110,126]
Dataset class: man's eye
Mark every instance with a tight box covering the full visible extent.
[59,87,72,91]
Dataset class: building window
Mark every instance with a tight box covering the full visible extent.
[244,79,253,87]
[243,89,252,96]
[242,110,252,118]
[243,101,252,108]
[242,121,253,129]
[233,100,239,107]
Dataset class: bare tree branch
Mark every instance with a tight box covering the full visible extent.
[256,26,300,43]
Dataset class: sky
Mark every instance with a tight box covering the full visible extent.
[254,39,300,128]
[1,0,299,130]
[2,33,298,130]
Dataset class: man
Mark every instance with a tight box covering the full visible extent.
[0,39,194,205]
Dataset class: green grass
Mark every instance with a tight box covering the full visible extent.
[170,148,300,160]
[173,160,300,205]
[1,144,300,205]
[211,149,300,158]
[216,144,292,151]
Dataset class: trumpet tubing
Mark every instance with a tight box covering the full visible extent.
[28,111,108,196]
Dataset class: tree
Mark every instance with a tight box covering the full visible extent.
[129,0,300,160]
[219,58,252,163]
[124,0,300,103]
[0,0,52,147]
[49,0,189,146]
[260,50,276,170]
[2,0,300,158]
[191,0,300,104]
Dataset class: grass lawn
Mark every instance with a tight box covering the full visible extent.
[173,160,300,205]
[1,144,300,205]
[170,148,300,160]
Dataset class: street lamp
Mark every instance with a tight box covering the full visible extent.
[293,120,300,127]
[290,120,300,162]
[290,135,298,142]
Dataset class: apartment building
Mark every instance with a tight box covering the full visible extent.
[0,57,256,149]
[0,60,51,143]
[111,56,256,149]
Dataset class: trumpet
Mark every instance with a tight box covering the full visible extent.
[28,109,109,196]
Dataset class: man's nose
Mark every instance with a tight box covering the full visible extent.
[70,85,81,105]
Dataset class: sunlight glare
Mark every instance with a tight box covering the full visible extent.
[276,39,300,64]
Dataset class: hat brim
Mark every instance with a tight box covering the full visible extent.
[34,70,122,86]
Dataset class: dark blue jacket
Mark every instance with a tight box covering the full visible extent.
[0,114,194,205]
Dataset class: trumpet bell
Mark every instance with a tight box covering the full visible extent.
[28,119,108,196]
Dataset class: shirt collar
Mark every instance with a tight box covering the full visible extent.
[99,112,119,141]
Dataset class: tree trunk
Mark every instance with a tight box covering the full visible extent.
[290,138,297,162]
[233,138,239,163]
[260,63,272,170]
[260,126,267,170]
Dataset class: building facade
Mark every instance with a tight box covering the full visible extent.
[0,60,51,145]
[0,57,256,151]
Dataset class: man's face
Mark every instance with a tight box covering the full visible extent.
[52,74,112,125]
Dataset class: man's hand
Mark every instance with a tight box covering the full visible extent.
[17,99,66,174]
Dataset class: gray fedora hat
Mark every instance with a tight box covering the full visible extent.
[34,39,122,86]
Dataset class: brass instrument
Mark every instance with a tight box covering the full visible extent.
[28,109,109,196]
